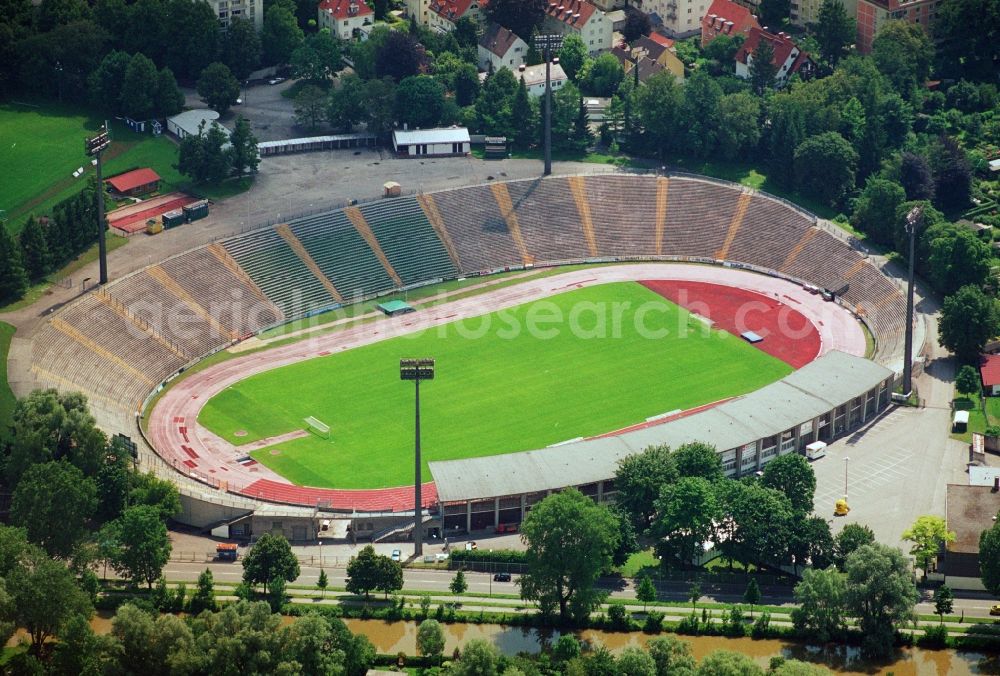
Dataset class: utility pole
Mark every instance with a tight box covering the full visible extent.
[533,34,563,177]
[902,206,923,396]
[85,125,111,285]
[400,358,435,556]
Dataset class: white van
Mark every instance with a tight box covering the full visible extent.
[806,441,827,460]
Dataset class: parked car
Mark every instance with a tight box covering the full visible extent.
[391,549,401,562]
[493,572,512,582]
[991,604,1000,616]
[465,541,478,551]
[267,77,285,85]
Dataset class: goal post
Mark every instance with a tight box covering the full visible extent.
[303,416,331,439]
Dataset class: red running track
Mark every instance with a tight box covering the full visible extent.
[641,280,821,369]
[240,478,437,512]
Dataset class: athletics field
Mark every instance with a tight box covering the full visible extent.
[198,282,792,488]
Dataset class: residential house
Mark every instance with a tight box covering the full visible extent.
[790,0,856,28]
[611,37,684,83]
[515,62,569,96]
[630,34,685,79]
[981,353,1000,396]
[318,0,373,39]
[542,0,613,54]
[427,0,481,33]
[478,23,529,71]
[735,27,815,87]
[701,0,759,46]
[106,168,161,197]
[210,0,263,29]
[939,483,1000,590]
[638,0,710,39]
[855,0,936,54]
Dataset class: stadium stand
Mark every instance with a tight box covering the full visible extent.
[430,184,523,271]
[286,210,395,301]
[224,227,338,316]
[505,178,592,261]
[583,174,660,256]
[727,194,813,268]
[662,178,740,257]
[359,197,458,286]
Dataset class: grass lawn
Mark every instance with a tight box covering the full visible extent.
[0,322,15,440]
[199,282,792,488]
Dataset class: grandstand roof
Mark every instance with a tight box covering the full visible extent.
[430,351,892,503]
[106,168,160,193]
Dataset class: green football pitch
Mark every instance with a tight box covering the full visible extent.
[198,282,792,489]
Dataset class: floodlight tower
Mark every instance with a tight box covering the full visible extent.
[85,125,111,285]
[902,206,923,396]
[533,33,563,176]
[400,358,435,556]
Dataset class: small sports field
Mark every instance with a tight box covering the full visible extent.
[198,282,792,489]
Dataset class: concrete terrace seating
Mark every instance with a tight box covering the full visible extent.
[505,178,593,261]
[159,248,281,337]
[584,175,660,256]
[224,227,338,317]
[662,179,739,258]
[287,210,394,301]
[107,270,223,358]
[431,184,523,272]
[781,229,857,291]
[359,197,457,286]
[725,194,814,269]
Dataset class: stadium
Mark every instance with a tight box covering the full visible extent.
[8,172,909,541]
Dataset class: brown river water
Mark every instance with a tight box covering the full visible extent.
[11,615,997,674]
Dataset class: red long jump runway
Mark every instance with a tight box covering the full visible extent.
[147,263,867,511]
[109,195,198,233]
[641,280,821,369]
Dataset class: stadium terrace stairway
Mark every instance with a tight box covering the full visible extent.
[662,178,740,258]
[505,178,594,261]
[286,210,395,301]
[583,174,660,256]
[725,194,813,267]
[223,227,338,316]
[360,197,458,286]
[432,184,523,271]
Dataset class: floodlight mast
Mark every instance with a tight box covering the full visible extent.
[533,34,563,176]
[400,358,435,556]
[902,206,923,397]
[85,125,111,285]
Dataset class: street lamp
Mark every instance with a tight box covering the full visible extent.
[843,456,850,500]
[401,358,435,556]
[902,206,923,396]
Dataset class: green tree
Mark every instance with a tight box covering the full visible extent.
[510,76,536,149]
[11,461,96,558]
[761,453,816,514]
[844,543,919,658]
[673,442,723,481]
[980,514,1000,595]
[617,646,657,675]
[933,0,1000,81]
[395,75,446,129]
[154,67,185,117]
[653,476,718,567]
[749,39,777,95]
[851,178,906,245]
[120,52,159,120]
[715,91,761,160]
[872,21,933,97]
[328,73,368,131]
[688,582,701,611]
[222,15,261,80]
[697,650,765,676]
[290,30,341,82]
[793,132,858,205]
[375,30,421,81]
[452,638,500,675]
[450,569,468,596]
[932,584,953,624]
[743,578,761,618]
[519,488,619,622]
[345,544,382,599]
[790,566,847,642]
[362,76,397,137]
[317,569,328,598]
[228,116,259,177]
[87,49,129,114]
[189,567,218,614]
[559,34,588,82]
[10,550,93,655]
[715,481,794,569]
[241,533,300,593]
[581,53,624,97]
[0,226,28,305]
[647,635,697,675]
[177,121,232,184]
[197,61,241,115]
[956,364,981,397]
[49,613,111,676]
[899,152,935,201]
[294,83,328,130]
[930,135,972,212]
[902,515,955,577]
[483,0,545,39]
[106,505,172,588]
[375,554,403,599]
[416,618,445,665]
[815,0,854,66]
[129,471,181,521]
[833,523,875,570]
[262,3,304,65]
[678,71,723,158]
[614,444,678,530]
[163,0,219,80]
[18,216,51,281]
[939,285,1000,362]
[772,660,831,675]
[636,574,657,611]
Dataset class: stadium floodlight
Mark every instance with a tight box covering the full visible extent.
[902,206,923,396]
[401,358,435,556]
[533,33,563,177]
[85,124,112,285]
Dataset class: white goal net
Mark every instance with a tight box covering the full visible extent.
[303,416,331,439]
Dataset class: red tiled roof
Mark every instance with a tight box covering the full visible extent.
[736,26,812,77]
[545,0,598,27]
[318,0,372,20]
[647,32,675,49]
[702,0,759,39]
[106,168,160,193]
[980,353,1000,387]
[430,0,476,21]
